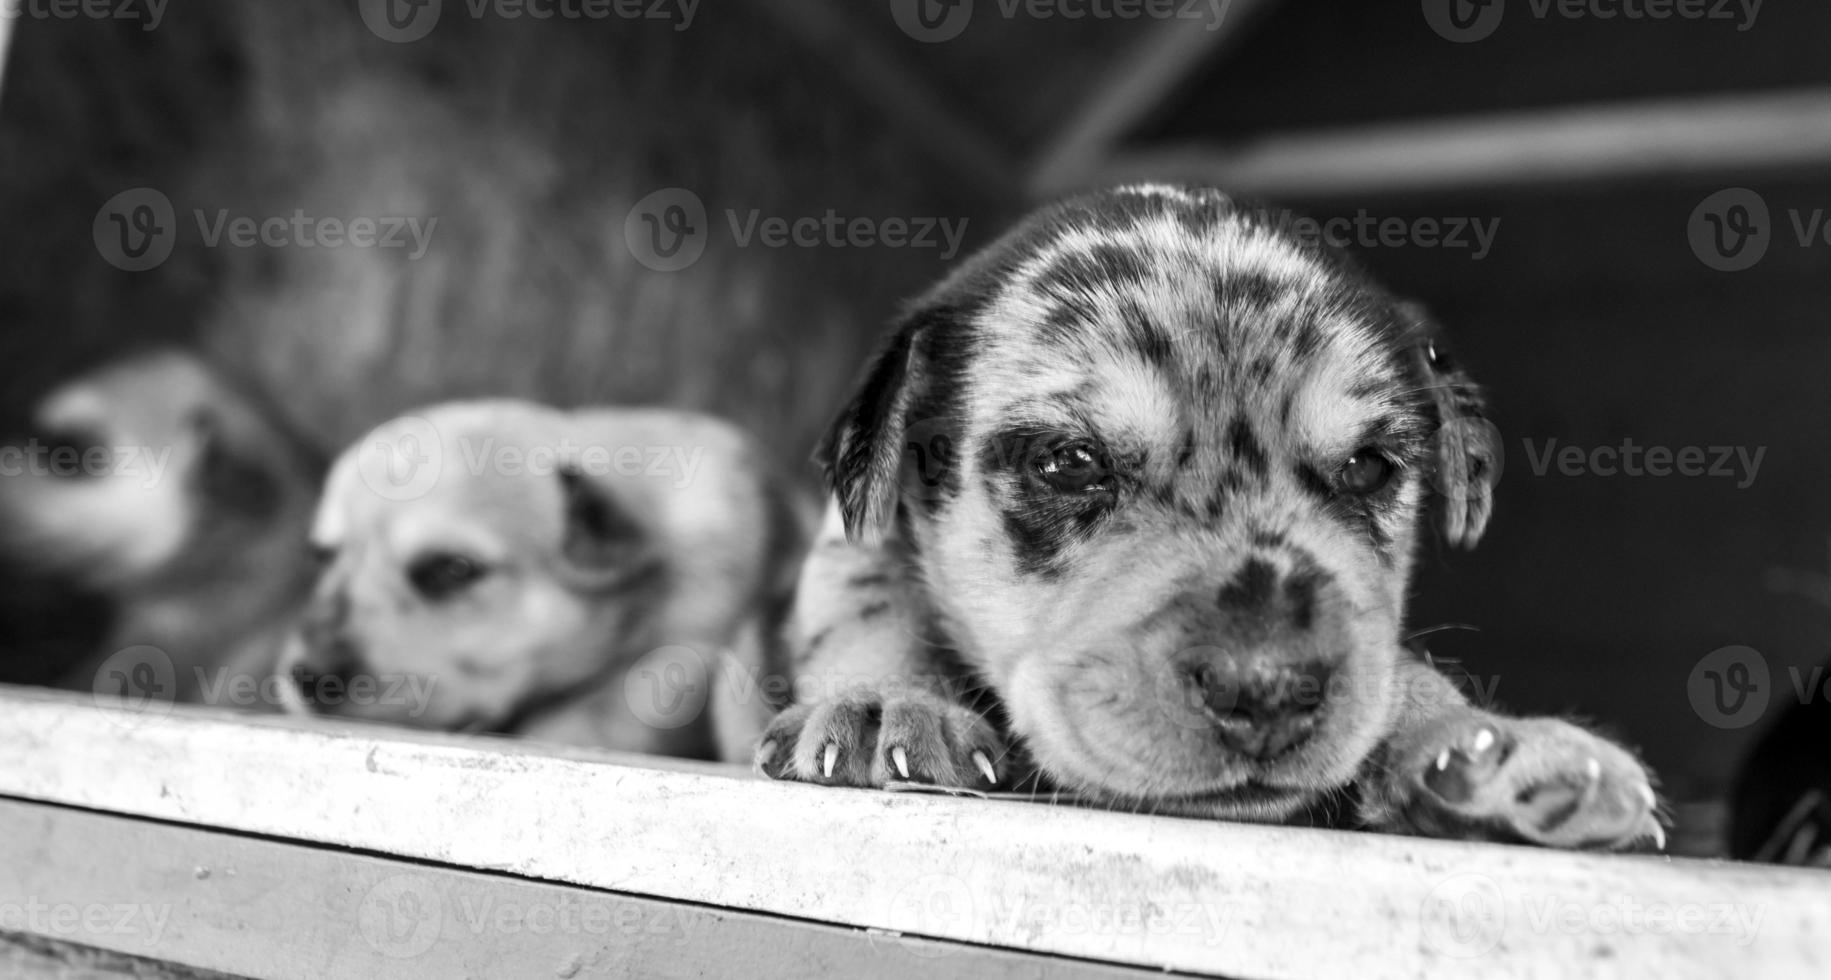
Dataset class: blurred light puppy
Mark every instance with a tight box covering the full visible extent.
[281,400,806,761]
[0,349,321,701]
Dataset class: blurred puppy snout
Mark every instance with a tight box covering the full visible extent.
[290,593,361,701]
[1181,654,1335,759]
[27,423,106,479]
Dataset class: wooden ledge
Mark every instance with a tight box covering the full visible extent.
[0,685,1824,978]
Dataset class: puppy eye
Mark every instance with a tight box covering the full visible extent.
[307,543,336,568]
[1036,443,1108,493]
[1339,449,1395,495]
[407,553,488,600]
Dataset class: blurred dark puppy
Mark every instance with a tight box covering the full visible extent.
[281,400,807,761]
[0,350,320,702]
[760,185,1662,850]
[1731,667,1831,865]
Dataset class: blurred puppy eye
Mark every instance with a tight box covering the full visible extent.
[307,543,335,568]
[1338,449,1396,495]
[407,553,488,600]
[1036,443,1109,493]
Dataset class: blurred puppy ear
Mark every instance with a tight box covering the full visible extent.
[815,306,956,543]
[1398,301,1500,549]
[191,410,283,522]
[556,464,654,590]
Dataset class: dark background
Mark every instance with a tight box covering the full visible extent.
[2,0,1828,851]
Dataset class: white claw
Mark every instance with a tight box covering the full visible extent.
[973,751,997,786]
[822,743,838,779]
[755,741,777,769]
[1638,784,1658,809]
[1435,748,1452,771]
[1650,823,1667,851]
[1585,757,1603,782]
[1472,728,1495,754]
[891,746,911,780]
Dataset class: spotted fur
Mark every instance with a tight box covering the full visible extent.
[761,186,1662,849]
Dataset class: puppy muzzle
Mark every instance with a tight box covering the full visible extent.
[280,594,365,716]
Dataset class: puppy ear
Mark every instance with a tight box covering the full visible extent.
[1399,302,1500,548]
[556,464,653,590]
[815,307,951,543]
[191,410,282,522]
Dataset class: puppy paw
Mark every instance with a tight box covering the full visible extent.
[1386,714,1663,851]
[754,687,1004,790]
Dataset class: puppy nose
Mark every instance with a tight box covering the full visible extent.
[30,425,105,479]
[299,592,350,649]
[1188,658,1333,758]
[1216,558,1320,631]
[290,638,360,700]
[293,593,358,700]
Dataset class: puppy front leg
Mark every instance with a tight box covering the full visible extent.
[1357,655,1664,850]
[755,502,1003,789]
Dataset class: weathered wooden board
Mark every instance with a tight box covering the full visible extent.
[0,685,1825,979]
[1083,88,1831,197]
[0,799,1179,980]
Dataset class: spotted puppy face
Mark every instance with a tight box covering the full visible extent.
[820,186,1497,819]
